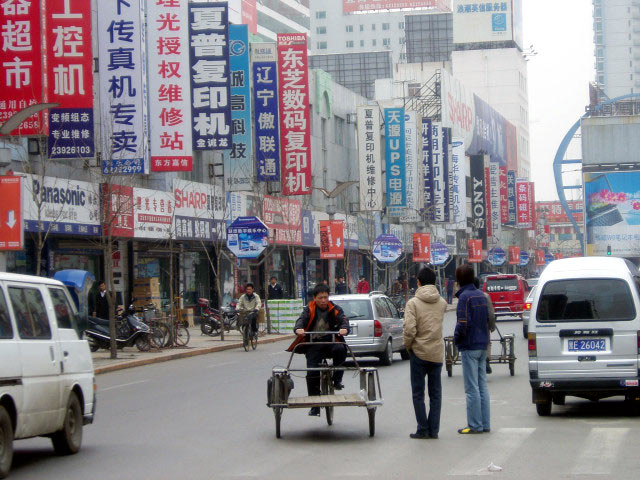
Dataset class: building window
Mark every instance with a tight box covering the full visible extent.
[346,25,353,32]
[383,38,391,47]
[399,37,405,45]
[382,23,390,30]
[317,41,327,50]
[316,26,326,34]
[399,52,406,61]
[360,40,364,47]
[371,24,376,31]
[346,40,354,48]
[316,11,326,19]
[372,39,376,46]
[334,116,344,146]
[359,24,364,32]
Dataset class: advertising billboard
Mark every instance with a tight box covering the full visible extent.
[384,108,406,209]
[488,161,501,245]
[470,155,487,247]
[440,69,475,148]
[133,187,173,239]
[520,250,529,266]
[468,239,482,263]
[263,195,302,245]
[343,0,450,13]
[373,234,402,263]
[431,242,449,266]
[506,170,517,225]
[422,118,434,218]
[399,111,421,222]
[582,116,640,167]
[450,138,467,227]
[508,246,520,265]
[173,179,224,241]
[413,233,431,263]
[488,247,506,266]
[516,178,532,229]
[227,216,268,258]
[499,166,508,224]
[0,176,22,250]
[584,171,640,257]
[431,122,449,222]
[319,220,344,259]
[453,0,514,45]
[101,184,134,238]
[357,105,383,211]
[536,201,584,224]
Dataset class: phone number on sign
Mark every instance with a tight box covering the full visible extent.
[50,146,93,156]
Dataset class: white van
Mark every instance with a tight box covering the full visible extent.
[0,273,96,478]
[528,257,640,416]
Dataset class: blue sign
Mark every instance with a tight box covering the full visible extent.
[252,43,281,182]
[488,247,506,266]
[372,234,402,263]
[506,170,517,225]
[48,108,95,160]
[544,253,555,265]
[520,251,530,266]
[188,2,232,150]
[224,25,252,190]
[431,242,450,266]
[470,95,507,166]
[174,216,218,241]
[421,118,433,217]
[301,209,314,247]
[440,127,451,223]
[226,216,268,258]
[384,108,406,208]
[492,13,507,31]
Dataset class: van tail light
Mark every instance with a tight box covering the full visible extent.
[525,302,532,311]
[637,331,640,354]
[528,333,537,357]
[374,320,383,337]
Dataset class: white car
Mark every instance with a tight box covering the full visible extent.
[0,273,96,478]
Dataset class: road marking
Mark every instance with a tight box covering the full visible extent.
[206,361,238,369]
[570,427,629,475]
[101,380,149,392]
[448,427,535,476]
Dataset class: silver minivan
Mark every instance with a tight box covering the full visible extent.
[528,257,640,416]
[330,293,408,365]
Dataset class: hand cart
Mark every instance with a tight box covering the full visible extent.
[444,325,516,377]
[267,332,383,438]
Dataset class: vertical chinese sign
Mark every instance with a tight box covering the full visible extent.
[484,158,492,239]
[45,0,94,160]
[468,239,482,263]
[516,178,532,229]
[535,249,545,267]
[225,24,252,190]
[189,2,231,151]
[101,183,134,238]
[508,246,521,265]
[489,160,501,246]
[470,155,487,248]
[499,166,508,224]
[528,182,536,231]
[148,0,193,172]
[319,220,344,260]
[384,107,405,209]
[399,111,420,223]
[422,118,433,220]
[252,42,280,182]
[0,0,44,135]
[97,0,148,174]
[430,122,447,222]
[450,138,466,227]
[277,33,311,196]
[412,233,431,263]
[356,105,382,211]
[506,170,516,225]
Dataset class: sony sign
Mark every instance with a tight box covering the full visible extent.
[470,154,487,249]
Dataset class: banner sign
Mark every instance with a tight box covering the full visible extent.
[343,0,448,13]
[528,181,536,231]
[488,247,506,266]
[252,42,281,182]
[46,0,94,159]
[224,24,252,190]
[508,246,521,265]
[372,234,402,263]
[241,0,258,34]
[431,242,449,266]
[0,176,22,250]
[173,179,224,241]
[451,138,466,226]
[422,118,434,219]
[301,209,314,247]
[468,239,482,263]
[516,178,532,228]
[0,0,44,136]
[97,0,148,174]
[536,200,584,224]
[399,111,420,222]
[506,170,517,225]
[384,108,406,209]
[488,161,501,245]
[23,174,100,236]
[277,33,312,195]
[535,249,545,266]
[470,155,487,247]
[263,195,302,245]
[357,105,383,211]
[520,250,529,266]
[484,162,492,239]
[432,122,449,222]
[319,220,344,259]
[227,216,268,258]
[440,69,474,149]
[148,0,192,172]
[499,166,508,224]
[133,187,173,239]
[470,95,507,166]
[188,2,232,151]
[412,233,431,262]
[101,184,134,238]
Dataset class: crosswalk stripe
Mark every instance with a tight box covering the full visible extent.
[570,427,629,475]
[448,427,536,476]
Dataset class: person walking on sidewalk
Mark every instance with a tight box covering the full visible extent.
[237,283,261,334]
[454,264,491,434]
[335,276,349,295]
[403,267,448,439]
[357,275,370,294]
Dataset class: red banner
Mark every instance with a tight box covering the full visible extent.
[342,0,448,13]
[241,0,257,34]
[278,33,311,195]
[535,249,545,266]
[499,166,508,224]
[0,176,22,250]
[468,239,482,263]
[319,220,344,259]
[412,233,431,262]
[102,184,134,238]
[485,166,492,238]
[508,246,521,265]
[516,179,531,228]
[536,201,584,224]
[263,195,302,245]
[0,0,45,135]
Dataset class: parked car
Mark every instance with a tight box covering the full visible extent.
[330,292,408,366]
[528,257,640,416]
[0,273,96,478]
[483,274,529,320]
[522,285,536,338]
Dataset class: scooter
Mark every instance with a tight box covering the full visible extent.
[199,298,238,336]
[85,304,151,352]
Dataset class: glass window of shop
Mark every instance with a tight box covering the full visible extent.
[134,256,171,306]
[53,250,101,279]
[306,251,329,300]
[182,251,213,308]
[268,249,295,300]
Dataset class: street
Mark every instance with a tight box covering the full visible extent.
[9,311,640,479]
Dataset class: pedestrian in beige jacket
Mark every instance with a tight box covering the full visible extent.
[403,267,448,439]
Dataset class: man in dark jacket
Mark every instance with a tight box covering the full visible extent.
[454,264,491,434]
[268,276,283,300]
[287,284,349,416]
[92,281,109,320]
[335,276,348,295]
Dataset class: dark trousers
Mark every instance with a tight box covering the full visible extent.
[305,343,347,396]
[410,351,442,436]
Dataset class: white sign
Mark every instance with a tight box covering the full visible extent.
[440,69,475,148]
[173,179,224,222]
[357,105,383,211]
[400,111,421,223]
[489,161,502,246]
[451,138,467,228]
[453,0,514,45]
[133,187,173,239]
[431,122,448,223]
[335,213,359,249]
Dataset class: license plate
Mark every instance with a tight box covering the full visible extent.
[568,338,606,352]
[349,324,357,336]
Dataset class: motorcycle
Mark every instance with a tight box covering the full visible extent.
[85,304,151,352]
[199,298,238,336]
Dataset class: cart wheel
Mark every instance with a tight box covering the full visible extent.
[509,361,515,376]
[274,408,282,438]
[326,407,334,426]
[368,408,376,437]
[447,364,452,377]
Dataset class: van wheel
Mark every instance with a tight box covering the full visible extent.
[52,392,83,455]
[522,325,528,339]
[379,340,393,366]
[536,401,552,416]
[553,394,566,406]
[0,406,13,479]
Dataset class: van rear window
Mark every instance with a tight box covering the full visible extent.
[536,279,636,322]
[486,278,519,292]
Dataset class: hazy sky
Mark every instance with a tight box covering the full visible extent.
[523,0,595,200]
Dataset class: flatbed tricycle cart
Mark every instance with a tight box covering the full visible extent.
[267,332,383,438]
[444,326,516,377]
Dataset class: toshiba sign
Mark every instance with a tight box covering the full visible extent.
[343,0,449,13]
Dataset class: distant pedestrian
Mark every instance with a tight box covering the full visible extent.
[446,276,454,304]
[335,276,349,295]
[268,276,283,300]
[357,275,370,294]
[391,278,403,296]
[454,264,491,434]
[92,281,109,320]
[404,266,447,439]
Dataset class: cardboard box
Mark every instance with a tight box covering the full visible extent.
[180,308,195,327]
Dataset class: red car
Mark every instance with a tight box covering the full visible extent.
[482,274,530,319]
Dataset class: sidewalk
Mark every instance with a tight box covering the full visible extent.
[92,327,295,375]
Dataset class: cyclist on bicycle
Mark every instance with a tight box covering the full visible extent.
[236,283,261,334]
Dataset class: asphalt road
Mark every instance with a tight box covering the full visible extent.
[9,311,640,479]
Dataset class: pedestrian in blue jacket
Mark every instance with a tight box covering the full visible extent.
[454,264,491,434]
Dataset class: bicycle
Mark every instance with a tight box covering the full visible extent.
[238,310,258,351]
[136,302,170,349]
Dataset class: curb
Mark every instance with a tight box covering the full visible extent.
[94,334,296,375]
